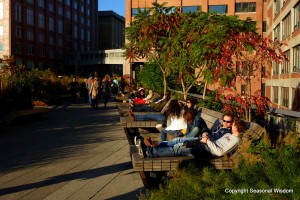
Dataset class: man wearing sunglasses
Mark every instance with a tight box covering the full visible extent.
[209,113,234,140]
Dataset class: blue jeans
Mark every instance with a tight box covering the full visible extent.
[158,137,199,147]
[161,128,181,141]
[134,113,165,122]
[146,141,212,158]
[186,127,200,138]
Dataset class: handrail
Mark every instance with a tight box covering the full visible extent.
[168,88,300,119]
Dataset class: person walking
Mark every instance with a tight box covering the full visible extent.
[69,77,80,103]
[89,77,99,110]
[101,74,111,109]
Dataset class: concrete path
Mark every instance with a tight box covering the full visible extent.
[0,98,145,200]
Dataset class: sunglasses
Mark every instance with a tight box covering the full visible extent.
[223,120,232,123]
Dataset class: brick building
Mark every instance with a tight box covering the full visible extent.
[125,0,300,110]
[0,0,98,74]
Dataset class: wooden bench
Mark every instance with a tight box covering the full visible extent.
[117,102,163,128]
[125,106,266,171]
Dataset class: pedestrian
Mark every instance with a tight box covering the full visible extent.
[101,74,111,109]
[69,77,80,103]
[89,77,99,110]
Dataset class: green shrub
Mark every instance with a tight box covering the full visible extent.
[139,132,300,200]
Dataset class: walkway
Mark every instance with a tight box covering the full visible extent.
[0,98,144,200]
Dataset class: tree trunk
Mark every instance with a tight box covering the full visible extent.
[163,73,167,97]
[203,80,208,100]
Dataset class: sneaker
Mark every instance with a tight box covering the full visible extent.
[134,136,143,155]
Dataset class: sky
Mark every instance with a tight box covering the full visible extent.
[98,0,125,17]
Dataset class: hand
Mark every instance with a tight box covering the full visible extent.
[200,136,209,144]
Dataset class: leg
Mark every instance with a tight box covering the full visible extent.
[186,127,200,138]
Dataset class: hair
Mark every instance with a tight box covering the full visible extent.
[186,98,197,106]
[168,99,182,118]
[234,118,247,133]
[183,110,196,124]
[223,113,234,121]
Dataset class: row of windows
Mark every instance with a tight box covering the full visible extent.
[14,26,91,43]
[273,3,300,42]
[35,0,91,8]
[131,3,256,16]
[15,4,92,26]
[10,43,91,57]
[273,44,300,74]
[272,86,296,108]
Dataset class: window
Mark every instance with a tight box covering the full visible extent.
[66,0,71,6]
[49,17,55,31]
[274,24,281,42]
[58,7,63,16]
[0,3,3,19]
[282,50,290,73]
[274,0,280,16]
[16,27,22,38]
[132,8,150,16]
[49,35,55,45]
[263,21,267,32]
[15,44,23,54]
[209,5,228,14]
[74,25,78,38]
[81,29,85,40]
[58,37,63,47]
[49,49,55,58]
[27,45,34,55]
[294,2,300,31]
[281,87,289,107]
[15,58,23,66]
[39,47,45,57]
[87,31,91,42]
[15,4,22,22]
[58,20,63,34]
[282,13,291,39]
[74,1,78,10]
[27,60,34,68]
[49,3,55,12]
[273,86,279,104]
[293,44,300,72]
[26,0,34,4]
[38,33,45,43]
[236,61,241,73]
[66,11,71,19]
[262,66,266,77]
[241,84,246,95]
[26,9,34,25]
[182,6,201,13]
[38,61,45,69]
[26,30,34,40]
[261,83,266,97]
[81,5,84,13]
[235,2,256,13]
[242,61,248,76]
[38,0,45,8]
[273,61,280,75]
[74,14,78,22]
[38,13,45,28]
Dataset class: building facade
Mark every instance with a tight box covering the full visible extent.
[265,0,300,110]
[98,11,125,50]
[0,0,98,74]
[125,0,300,110]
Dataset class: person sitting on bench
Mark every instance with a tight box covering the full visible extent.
[128,99,181,122]
[142,118,246,158]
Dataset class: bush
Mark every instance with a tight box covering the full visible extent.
[139,132,300,200]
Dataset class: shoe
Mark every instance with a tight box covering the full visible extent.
[134,136,143,155]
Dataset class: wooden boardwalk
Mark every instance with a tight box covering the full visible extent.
[0,99,144,200]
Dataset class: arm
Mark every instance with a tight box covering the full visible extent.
[202,134,240,157]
